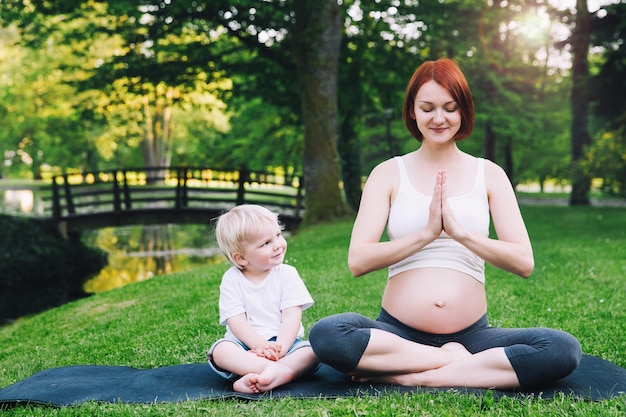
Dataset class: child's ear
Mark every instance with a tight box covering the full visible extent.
[232,252,247,268]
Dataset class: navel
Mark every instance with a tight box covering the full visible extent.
[435,300,445,308]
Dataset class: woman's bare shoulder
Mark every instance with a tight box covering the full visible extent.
[372,156,400,172]
[481,158,510,185]
[363,157,400,183]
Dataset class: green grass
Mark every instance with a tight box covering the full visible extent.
[1,206,626,416]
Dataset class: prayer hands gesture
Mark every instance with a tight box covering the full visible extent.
[427,170,463,241]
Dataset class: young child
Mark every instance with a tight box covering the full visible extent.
[207,204,319,394]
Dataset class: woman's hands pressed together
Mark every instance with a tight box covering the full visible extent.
[429,170,465,242]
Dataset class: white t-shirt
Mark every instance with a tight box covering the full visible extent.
[218,263,314,342]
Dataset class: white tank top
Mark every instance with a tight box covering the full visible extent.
[387,156,490,284]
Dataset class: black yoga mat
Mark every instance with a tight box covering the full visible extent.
[0,355,624,407]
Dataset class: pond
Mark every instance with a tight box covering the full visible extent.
[1,188,225,294]
[81,223,224,293]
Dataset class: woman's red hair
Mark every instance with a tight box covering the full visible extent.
[402,58,475,141]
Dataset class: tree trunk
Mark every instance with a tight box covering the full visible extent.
[338,109,362,212]
[483,120,497,162]
[503,137,515,187]
[141,91,175,181]
[291,0,348,224]
[569,0,592,205]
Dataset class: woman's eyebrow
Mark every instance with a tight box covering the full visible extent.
[417,100,456,105]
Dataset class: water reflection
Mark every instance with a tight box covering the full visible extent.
[1,189,45,216]
[2,188,225,294]
[82,224,224,293]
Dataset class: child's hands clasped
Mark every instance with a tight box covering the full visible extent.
[251,341,283,361]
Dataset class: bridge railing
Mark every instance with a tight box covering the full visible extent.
[49,166,304,230]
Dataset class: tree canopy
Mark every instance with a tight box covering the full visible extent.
[1,0,625,220]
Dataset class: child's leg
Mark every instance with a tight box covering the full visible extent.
[251,346,319,392]
[212,341,319,394]
[211,341,277,393]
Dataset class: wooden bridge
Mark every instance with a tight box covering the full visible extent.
[46,166,304,235]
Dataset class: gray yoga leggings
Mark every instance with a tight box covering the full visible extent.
[308,309,582,390]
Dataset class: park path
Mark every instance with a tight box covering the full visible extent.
[517,197,626,207]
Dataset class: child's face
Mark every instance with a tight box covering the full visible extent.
[235,220,287,272]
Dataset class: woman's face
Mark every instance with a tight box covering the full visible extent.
[412,80,461,144]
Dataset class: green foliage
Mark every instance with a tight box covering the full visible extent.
[2,0,626,211]
[581,121,626,197]
[0,215,106,320]
[1,206,626,416]
[200,96,303,172]
[0,26,90,178]
[589,2,626,124]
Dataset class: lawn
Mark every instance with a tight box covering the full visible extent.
[1,205,625,416]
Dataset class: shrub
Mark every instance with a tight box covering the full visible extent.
[0,214,106,321]
[582,119,626,198]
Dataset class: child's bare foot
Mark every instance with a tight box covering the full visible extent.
[232,363,296,394]
[233,373,261,394]
[254,362,295,392]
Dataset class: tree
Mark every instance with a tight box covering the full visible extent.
[0,25,90,178]
[589,2,626,127]
[85,0,348,223]
[467,0,573,187]
[5,0,614,208]
[582,121,626,197]
[569,0,592,205]
[10,0,349,224]
[582,2,626,198]
[289,0,347,223]
[205,96,302,173]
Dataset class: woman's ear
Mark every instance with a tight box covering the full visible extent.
[232,252,247,268]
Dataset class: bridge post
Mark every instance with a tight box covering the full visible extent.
[51,177,61,219]
[237,169,249,205]
[295,176,304,218]
[62,175,75,215]
[176,167,189,208]
[122,170,131,209]
[112,170,122,212]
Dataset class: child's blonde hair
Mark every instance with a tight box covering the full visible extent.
[214,204,282,269]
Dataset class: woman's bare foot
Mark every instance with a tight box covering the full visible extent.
[441,342,471,361]
[352,342,472,386]
[352,372,422,386]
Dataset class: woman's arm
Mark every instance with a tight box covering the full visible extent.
[348,161,442,277]
[442,162,534,277]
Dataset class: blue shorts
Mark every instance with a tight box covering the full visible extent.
[207,337,312,381]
